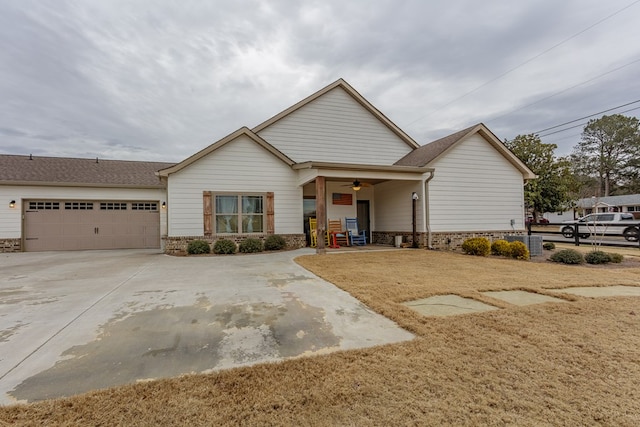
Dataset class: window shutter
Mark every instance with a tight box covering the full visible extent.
[266,192,274,234]
[203,191,212,236]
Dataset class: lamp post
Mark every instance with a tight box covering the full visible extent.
[412,192,419,248]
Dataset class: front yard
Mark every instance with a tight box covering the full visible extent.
[2,250,640,425]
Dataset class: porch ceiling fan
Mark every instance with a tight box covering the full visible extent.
[344,179,371,191]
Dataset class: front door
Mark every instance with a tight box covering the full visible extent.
[357,200,370,242]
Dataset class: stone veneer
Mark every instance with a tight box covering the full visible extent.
[164,234,306,255]
[429,230,524,251]
[373,230,525,250]
[0,238,21,253]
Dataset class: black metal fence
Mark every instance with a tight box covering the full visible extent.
[527,221,640,249]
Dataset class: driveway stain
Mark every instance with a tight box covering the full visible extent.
[10,296,339,402]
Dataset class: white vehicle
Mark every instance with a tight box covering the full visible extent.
[560,213,640,241]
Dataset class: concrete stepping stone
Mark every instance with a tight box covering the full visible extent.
[548,285,640,298]
[481,290,566,306]
[403,295,498,317]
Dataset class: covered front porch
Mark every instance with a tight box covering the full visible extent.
[294,162,434,253]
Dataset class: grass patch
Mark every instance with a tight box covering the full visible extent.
[2,251,640,425]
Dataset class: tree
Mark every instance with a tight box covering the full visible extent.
[505,134,574,221]
[570,114,640,196]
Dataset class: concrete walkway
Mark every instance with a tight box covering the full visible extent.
[0,249,413,405]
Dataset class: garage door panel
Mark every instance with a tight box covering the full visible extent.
[24,200,160,251]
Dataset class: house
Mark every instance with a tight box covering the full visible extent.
[544,194,640,222]
[0,79,535,254]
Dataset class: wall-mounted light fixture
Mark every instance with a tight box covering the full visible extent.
[9,200,16,209]
[161,201,167,209]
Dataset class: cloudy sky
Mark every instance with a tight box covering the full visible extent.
[1,0,639,162]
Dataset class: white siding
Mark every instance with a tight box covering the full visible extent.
[167,135,301,236]
[257,88,413,165]
[428,134,525,232]
[0,186,166,239]
[374,181,423,231]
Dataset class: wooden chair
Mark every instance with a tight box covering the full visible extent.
[309,218,332,247]
[327,219,349,247]
[309,218,318,247]
[345,217,367,246]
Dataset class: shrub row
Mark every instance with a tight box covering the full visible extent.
[462,237,529,260]
[549,249,624,265]
[488,238,530,260]
[186,235,287,255]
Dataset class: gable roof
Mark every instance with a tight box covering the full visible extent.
[575,194,640,208]
[157,127,294,177]
[252,78,421,150]
[395,123,536,179]
[0,154,173,188]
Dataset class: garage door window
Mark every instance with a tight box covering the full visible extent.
[100,202,127,210]
[65,202,94,210]
[132,202,158,211]
[29,201,59,210]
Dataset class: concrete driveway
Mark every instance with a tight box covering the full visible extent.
[0,249,413,405]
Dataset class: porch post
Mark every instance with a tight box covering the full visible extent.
[316,176,326,254]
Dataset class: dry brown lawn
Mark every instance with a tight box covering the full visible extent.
[2,249,640,426]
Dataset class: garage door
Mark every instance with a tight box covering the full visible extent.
[24,200,160,251]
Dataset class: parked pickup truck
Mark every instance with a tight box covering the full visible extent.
[560,212,640,241]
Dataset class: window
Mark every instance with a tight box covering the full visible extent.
[628,206,638,212]
[215,194,264,234]
[131,202,158,211]
[100,202,127,210]
[65,201,94,210]
[29,201,59,210]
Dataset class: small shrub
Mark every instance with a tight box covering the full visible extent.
[187,239,210,255]
[509,241,530,260]
[585,250,611,265]
[213,239,237,255]
[549,249,584,265]
[264,234,287,251]
[491,239,511,257]
[608,252,624,263]
[239,238,263,253]
[543,242,556,251]
[461,237,491,256]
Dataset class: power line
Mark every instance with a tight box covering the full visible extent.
[486,58,640,124]
[403,0,640,128]
[537,105,640,137]
[532,99,640,134]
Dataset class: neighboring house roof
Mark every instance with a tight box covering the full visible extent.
[0,154,174,188]
[252,78,421,150]
[394,123,536,180]
[157,127,294,177]
[575,194,640,208]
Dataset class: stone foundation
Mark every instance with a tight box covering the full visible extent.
[0,238,21,253]
[372,230,525,251]
[163,234,306,255]
[429,230,524,251]
[372,231,427,247]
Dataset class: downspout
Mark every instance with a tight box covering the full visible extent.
[423,171,435,249]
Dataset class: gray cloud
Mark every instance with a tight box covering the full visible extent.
[1,0,638,162]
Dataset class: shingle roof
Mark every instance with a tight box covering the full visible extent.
[0,154,175,187]
[576,194,640,208]
[394,124,479,167]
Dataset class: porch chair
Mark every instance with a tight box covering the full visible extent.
[309,218,332,247]
[327,219,349,247]
[309,218,318,247]
[345,217,367,246]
